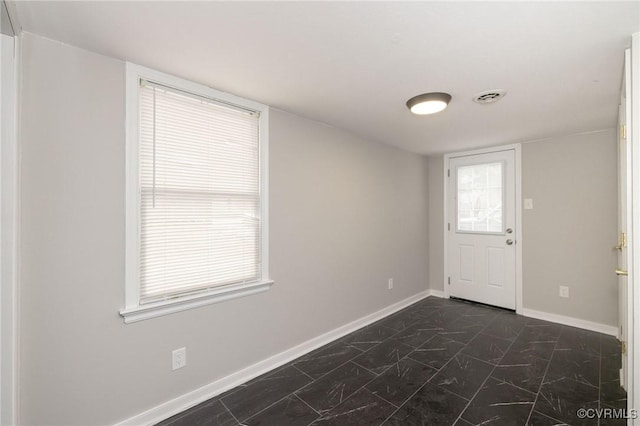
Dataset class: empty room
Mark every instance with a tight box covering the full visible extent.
[1,1,640,425]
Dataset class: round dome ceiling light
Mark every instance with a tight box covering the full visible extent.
[472,90,507,104]
[406,92,452,115]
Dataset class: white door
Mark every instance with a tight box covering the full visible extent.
[447,149,516,310]
[617,48,631,390]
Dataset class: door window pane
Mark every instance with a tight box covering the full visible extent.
[457,162,503,232]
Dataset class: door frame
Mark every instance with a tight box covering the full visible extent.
[443,143,523,313]
[0,30,19,425]
[630,31,639,425]
[619,48,631,392]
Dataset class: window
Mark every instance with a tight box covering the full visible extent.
[456,162,504,233]
[121,64,271,323]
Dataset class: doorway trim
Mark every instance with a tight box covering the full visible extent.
[1,33,19,425]
[629,31,639,426]
[443,143,523,313]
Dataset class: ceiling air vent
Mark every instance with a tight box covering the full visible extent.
[472,90,506,104]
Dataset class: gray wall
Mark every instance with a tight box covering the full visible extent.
[428,156,445,291]
[426,130,618,326]
[522,130,618,326]
[19,33,430,425]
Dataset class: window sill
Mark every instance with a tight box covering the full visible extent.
[120,280,274,324]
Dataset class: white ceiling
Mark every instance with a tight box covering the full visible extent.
[13,1,640,155]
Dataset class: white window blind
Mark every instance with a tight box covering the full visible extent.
[138,80,262,304]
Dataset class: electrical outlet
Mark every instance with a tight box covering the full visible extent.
[388,278,394,290]
[559,286,569,298]
[172,347,187,370]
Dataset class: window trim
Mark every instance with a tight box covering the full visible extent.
[121,63,272,324]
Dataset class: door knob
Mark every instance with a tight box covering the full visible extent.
[506,228,513,234]
[506,239,514,245]
[616,269,628,276]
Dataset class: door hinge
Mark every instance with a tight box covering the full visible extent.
[615,232,627,251]
[448,223,451,231]
[447,169,450,177]
[448,276,451,285]
[621,124,627,140]
[622,340,627,354]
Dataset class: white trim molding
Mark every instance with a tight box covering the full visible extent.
[514,146,523,313]
[1,32,19,426]
[120,280,274,324]
[629,31,640,424]
[428,289,445,298]
[521,308,618,336]
[115,291,431,426]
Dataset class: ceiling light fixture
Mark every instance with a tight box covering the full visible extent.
[406,92,452,115]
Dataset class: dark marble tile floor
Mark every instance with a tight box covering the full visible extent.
[157,296,626,425]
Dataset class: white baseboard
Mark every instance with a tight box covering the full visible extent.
[521,308,618,337]
[423,291,615,338]
[428,289,445,298]
[115,290,431,426]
